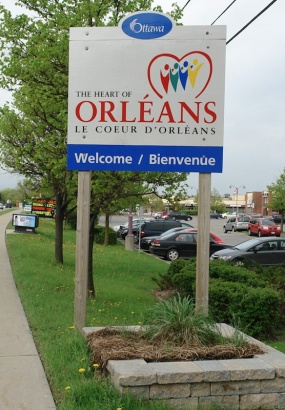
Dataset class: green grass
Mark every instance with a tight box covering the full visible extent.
[5,217,285,410]
[266,329,285,353]
[5,218,173,409]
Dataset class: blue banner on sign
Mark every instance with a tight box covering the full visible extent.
[67,144,223,173]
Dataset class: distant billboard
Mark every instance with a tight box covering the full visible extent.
[32,198,56,218]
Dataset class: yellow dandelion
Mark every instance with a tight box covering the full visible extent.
[68,325,75,329]
[65,386,71,390]
[78,368,85,373]
[93,363,100,368]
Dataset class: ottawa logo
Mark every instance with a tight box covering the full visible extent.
[147,51,212,99]
[120,11,173,40]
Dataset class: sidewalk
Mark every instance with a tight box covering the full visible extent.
[0,211,56,409]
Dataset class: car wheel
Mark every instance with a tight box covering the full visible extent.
[172,217,176,220]
[187,217,191,221]
[223,226,227,233]
[166,249,179,261]
[258,231,263,237]
[248,229,252,236]
[276,235,280,237]
[233,259,244,267]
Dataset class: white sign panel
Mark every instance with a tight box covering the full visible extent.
[67,12,226,172]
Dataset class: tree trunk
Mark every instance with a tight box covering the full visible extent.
[104,213,110,245]
[55,192,64,264]
[87,213,96,298]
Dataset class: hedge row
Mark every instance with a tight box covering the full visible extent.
[154,259,284,339]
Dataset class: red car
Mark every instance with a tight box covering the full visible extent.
[248,218,281,237]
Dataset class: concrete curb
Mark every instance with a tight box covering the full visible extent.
[0,210,56,409]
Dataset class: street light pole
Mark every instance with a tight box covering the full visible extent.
[190,186,198,209]
[229,185,245,216]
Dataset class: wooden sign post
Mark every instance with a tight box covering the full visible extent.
[196,173,211,314]
[74,171,91,329]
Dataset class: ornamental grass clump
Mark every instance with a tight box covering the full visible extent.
[142,294,223,346]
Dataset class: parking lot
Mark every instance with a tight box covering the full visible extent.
[107,214,248,248]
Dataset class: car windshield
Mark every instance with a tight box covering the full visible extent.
[234,238,261,250]
[260,220,275,226]
[158,231,179,240]
[160,228,182,237]
[239,217,250,222]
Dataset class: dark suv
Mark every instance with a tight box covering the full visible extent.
[136,220,183,242]
[166,212,192,221]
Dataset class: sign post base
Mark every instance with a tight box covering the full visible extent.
[125,235,135,251]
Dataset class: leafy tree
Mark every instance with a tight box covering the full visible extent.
[0,0,185,271]
[267,169,285,230]
[0,187,23,205]
[210,188,226,213]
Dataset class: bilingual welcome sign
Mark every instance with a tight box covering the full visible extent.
[67,12,226,172]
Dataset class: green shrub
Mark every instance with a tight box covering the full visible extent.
[173,271,196,297]
[209,260,268,288]
[66,210,77,230]
[94,225,117,245]
[167,259,189,276]
[258,266,285,323]
[209,280,249,323]
[209,280,281,339]
[161,259,283,339]
[238,287,282,338]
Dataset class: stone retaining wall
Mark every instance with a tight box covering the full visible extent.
[83,324,285,409]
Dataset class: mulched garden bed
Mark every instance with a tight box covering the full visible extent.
[87,327,265,369]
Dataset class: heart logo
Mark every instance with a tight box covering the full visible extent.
[147,51,212,99]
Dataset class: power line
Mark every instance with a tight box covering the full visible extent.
[181,0,192,12]
[226,0,278,44]
[211,0,237,25]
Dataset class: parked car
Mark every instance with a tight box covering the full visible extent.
[0,203,3,210]
[210,213,222,219]
[221,212,235,219]
[118,221,146,240]
[250,213,263,219]
[210,237,285,267]
[149,228,230,261]
[248,218,281,237]
[139,224,194,250]
[270,215,283,225]
[166,212,193,221]
[113,218,147,233]
[136,220,185,243]
[223,215,250,232]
